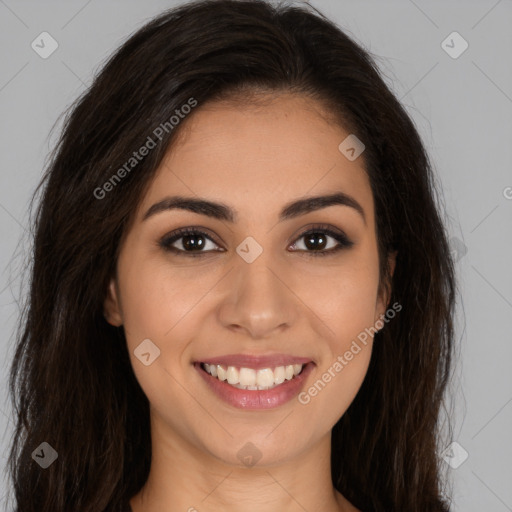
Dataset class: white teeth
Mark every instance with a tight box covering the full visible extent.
[239,367,256,386]
[256,368,274,387]
[202,363,305,389]
[226,366,239,384]
[216,365,227,381]
[274,366,285,384]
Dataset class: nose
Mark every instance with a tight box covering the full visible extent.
[217,252,298,339]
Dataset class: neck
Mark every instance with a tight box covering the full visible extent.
[129,409,357,512]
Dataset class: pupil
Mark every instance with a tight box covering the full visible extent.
[180,233,328,251]
[183,234,205,251]
[305,233,326,250]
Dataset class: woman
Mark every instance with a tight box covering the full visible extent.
[7,1,457,510]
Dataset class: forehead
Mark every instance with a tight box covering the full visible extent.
[138,93,374,224]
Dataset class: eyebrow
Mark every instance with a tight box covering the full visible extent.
[142,192,366,225]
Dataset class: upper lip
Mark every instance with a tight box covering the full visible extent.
[197,353,313,370]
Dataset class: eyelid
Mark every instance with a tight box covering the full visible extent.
[159,226,224,254]
[287,223,354,255]
[288,223,352,244]
[159,223,353,256]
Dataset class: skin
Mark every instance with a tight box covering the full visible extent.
[104,92,395,512]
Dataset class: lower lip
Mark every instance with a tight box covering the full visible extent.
[194,362,315,410]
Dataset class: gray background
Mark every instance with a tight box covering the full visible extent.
[0,0,511,510]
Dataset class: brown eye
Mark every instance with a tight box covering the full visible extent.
[159,224,353,258]
[289,225,353,256]
[159,228,223,256]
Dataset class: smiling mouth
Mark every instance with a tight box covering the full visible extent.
[200,362,306,390]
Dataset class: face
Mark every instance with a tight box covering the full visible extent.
[104,93,394,467]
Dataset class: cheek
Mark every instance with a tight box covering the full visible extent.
[295,254,381,342]
[117,254,222,396]
[117,256,203,418]
[298,346,372,432]
[297,275,377,426]
[118,255,205,344]
[293,256,379,420]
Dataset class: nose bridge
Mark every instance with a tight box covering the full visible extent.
[217,247,297,338]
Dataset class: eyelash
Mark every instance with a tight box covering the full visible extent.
[159,224,354,258]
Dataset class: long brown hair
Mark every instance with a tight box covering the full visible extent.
[7,1,456,510]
